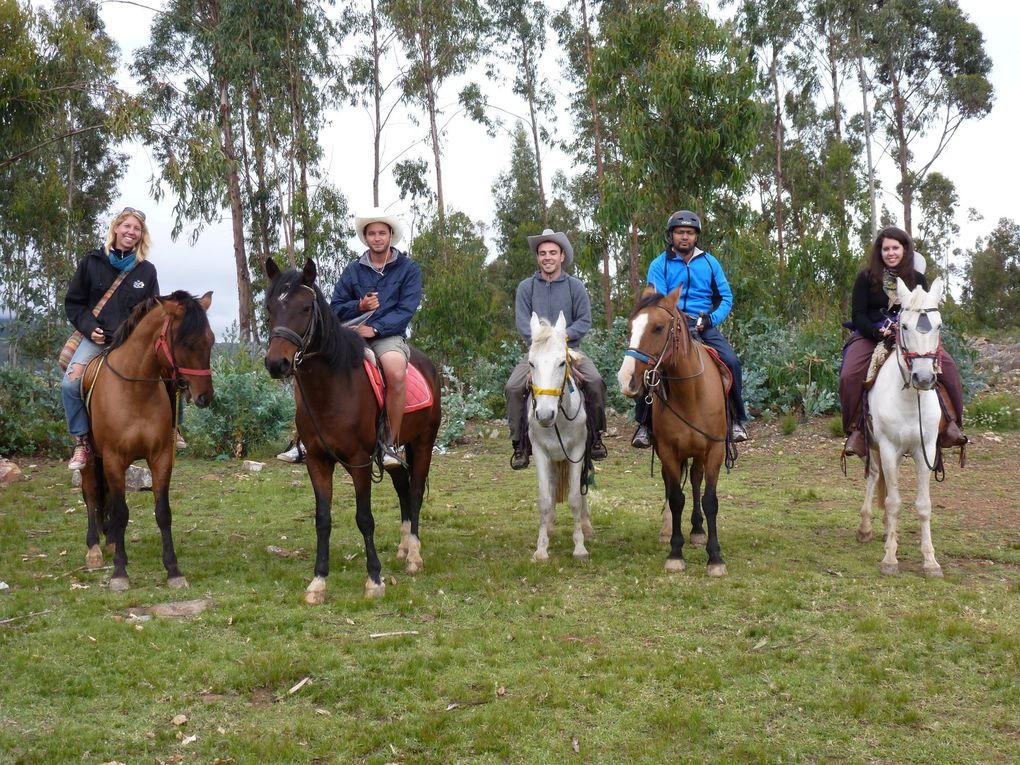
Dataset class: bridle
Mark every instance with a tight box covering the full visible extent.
[893,308,942,388]
[529,339,587,470]
[623,304,704,394]
[99,309,213,388]
[269,284,321,367]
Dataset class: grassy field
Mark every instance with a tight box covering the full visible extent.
[2,421,1019,764]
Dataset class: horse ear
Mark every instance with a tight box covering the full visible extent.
[666,286,682,310]
[530,311,541,338]
[156,297,183,318]
[895,277,912,306]
[928,277,944,304]
[555,311,567,332]
[302,259,317,285]
[265,257,279,279]
[198,291,213,311]
[641,284,657,299]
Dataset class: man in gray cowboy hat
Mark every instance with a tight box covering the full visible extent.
[504,228,608,470]
[331,206,421,468]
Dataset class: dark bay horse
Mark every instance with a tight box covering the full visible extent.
[616,287,731,576]
[80,291,214,590]
[263,258,442,603]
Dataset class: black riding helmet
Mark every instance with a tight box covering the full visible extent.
[664,210,702,244]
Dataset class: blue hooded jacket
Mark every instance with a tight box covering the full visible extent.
[330,248,422,338]
[646,247,733,327]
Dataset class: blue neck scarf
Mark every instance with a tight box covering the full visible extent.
[108,248,137,272]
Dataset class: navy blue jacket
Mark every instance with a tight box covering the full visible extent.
[65,248,160,338]
[330,248,422,338]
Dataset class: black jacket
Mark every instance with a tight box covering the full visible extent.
[850,270,928,341]
[64,248,160,338]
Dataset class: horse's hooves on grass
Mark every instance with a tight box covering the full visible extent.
[658,534,671,545]
[573,552,589,563]
[304,576,326,605]
[923,565,944,578]
[396,547,408,561]
[108,577,130,592]
[364,579,386,599]
[689,533,708,546]
[706,563,727,577]
[664,558,686,573]
[405,559,422,575]
[167,576,189,589]
[880,562,899,576]
[531,551,549,563]
[85,546,104,570]
[857,530,873,543]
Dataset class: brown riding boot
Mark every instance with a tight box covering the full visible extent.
[843,428,867,458]
[935,383,968,448]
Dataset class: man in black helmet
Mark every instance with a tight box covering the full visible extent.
[630,210,749,447]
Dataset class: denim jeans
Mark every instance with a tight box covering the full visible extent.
[62,337,104,436]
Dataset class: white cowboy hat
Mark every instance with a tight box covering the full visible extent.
[527,228,574,269]
[354,207,404,247]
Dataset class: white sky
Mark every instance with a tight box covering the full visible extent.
[80,0,1020,334]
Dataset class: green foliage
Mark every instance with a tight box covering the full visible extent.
[965,393,1020,432]
[183,344,295,459]
[961,218,1020,330]
[579,316,631,413]
[779,411,798,435]
[438,365,494,446]
[0,365,66,456]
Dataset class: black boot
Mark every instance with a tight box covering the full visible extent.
[591,436,608,460]
[511,441,530,470]
[631,425,652,449]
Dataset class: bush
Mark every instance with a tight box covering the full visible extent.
[0,366,67,457]
[183,343,295,458]
[965,393,1020,432]
[439,366,494,446]
[580,316,632,413]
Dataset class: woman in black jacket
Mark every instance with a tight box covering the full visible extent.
[839,226,967,457]
[62,207,160,469]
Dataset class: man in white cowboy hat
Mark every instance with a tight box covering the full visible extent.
[331,207,422,467]
[504,228,609,470]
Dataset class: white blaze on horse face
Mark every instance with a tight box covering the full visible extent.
[617,313,649,397]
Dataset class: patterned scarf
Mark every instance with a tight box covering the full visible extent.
[108,248,137,272]
[882,268,899,309]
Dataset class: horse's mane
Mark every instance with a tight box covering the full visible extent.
[630,291,666,318]
[106,291,211,352]
[266,268,365,371]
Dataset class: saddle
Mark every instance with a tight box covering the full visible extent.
[361,349,433,414]
[863,340,893,389]
[692,335,733,397]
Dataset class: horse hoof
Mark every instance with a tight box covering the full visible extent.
[573,552,589,563]
[304,576,326,605]
[923,565,944,579]
[531,551,549,563]
[364,579,386,599]
[405,559,423,576]
[664,558,685,573]
[85,546,104,570]
[706,563,727,577]
[880,562,899,576]
[396,547,408,561]
[857,530,873,544]
[167,576,189,589]
[689,532,708,546]
[108,577,130,592]
[658,533,671,545]
[582,526,595,542]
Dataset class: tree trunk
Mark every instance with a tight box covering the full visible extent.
[629,217,640,299]
[371,0,382,207]
[889,64,912,236]
[855,20,878,241]
[521,45,547,226]
[580,0,611,325]
[769,52,786,280]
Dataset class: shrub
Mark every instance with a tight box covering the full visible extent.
[965,393,1020,432]
[779,411,798,435]
[183,343,295,458]
[580,316,632,413]
[439,366,493,446]
[0,366,67,457]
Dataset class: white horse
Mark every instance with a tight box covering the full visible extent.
[527,312,594,563]
[857,277,946,577]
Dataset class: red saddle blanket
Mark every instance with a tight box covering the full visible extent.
[699,342,733,397]
[363,359,434,413]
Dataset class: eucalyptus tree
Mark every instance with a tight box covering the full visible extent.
[380,0,488,242]
[865,0,992,236]
[961,218,1020,329]
[915,171,959,279]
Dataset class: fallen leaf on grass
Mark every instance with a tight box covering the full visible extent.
[171,714,188,726]
[266,545,303,559]
[179,734,197,746]
[288,677,311,694]
[572,738,580,753]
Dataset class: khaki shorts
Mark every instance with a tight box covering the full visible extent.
[369,334,410,362]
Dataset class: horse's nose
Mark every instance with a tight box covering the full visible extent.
[194,391,213,408]
[535,405,556,427]
[911,370,936,390]
[265,355,291,379]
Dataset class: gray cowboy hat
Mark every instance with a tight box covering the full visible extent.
[526,228,574,269]
[354,207,404,247]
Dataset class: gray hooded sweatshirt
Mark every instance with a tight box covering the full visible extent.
[514,272,592,348]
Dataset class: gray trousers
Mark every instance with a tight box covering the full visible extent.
[504,353,608,443]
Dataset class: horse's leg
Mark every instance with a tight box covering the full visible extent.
[103,457,131,591]
[82,461,104,570]
[394,443,426,575]
[303,455,334,605]
[857,452,880,543]
[568,461,589,562]
[149,452,187,588]
[580,492,594,541]
[659,497,671,544]
[532,452,554,563]
[914,449,942,578]
[702,457,727,577]
[689,460,707,546]
[353,466,384,599]
[390,465,413,562]
[663,464,686,573]
[879,449,902,576]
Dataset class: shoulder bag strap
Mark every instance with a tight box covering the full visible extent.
[91,268,132,317]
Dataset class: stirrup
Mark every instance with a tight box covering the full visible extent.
[382,443,408,469]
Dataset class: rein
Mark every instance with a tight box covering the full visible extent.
[892,314,945,476]
[100,312,212,388]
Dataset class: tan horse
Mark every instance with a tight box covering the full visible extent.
[617,287,731,575]
[80,291,215,591]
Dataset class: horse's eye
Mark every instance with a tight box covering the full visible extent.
[558,360,565,367]
[528,361,534,368]
[652,324,664,334]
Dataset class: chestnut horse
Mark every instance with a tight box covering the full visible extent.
[617,288,732,575]
[80,291,214,590]
[263,258,442,603]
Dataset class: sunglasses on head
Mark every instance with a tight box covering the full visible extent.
[120,206,146,222]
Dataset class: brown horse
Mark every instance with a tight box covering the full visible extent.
[616,287,732,576]
[263,258,442,603]
[80,291,215,590]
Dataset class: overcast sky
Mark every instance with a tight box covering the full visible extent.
[77,0,1020,335]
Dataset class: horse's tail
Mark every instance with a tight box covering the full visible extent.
[554,460,571,504]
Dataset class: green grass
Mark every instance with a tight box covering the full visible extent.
[2,425,1019,764]
[966,392,1020,431]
